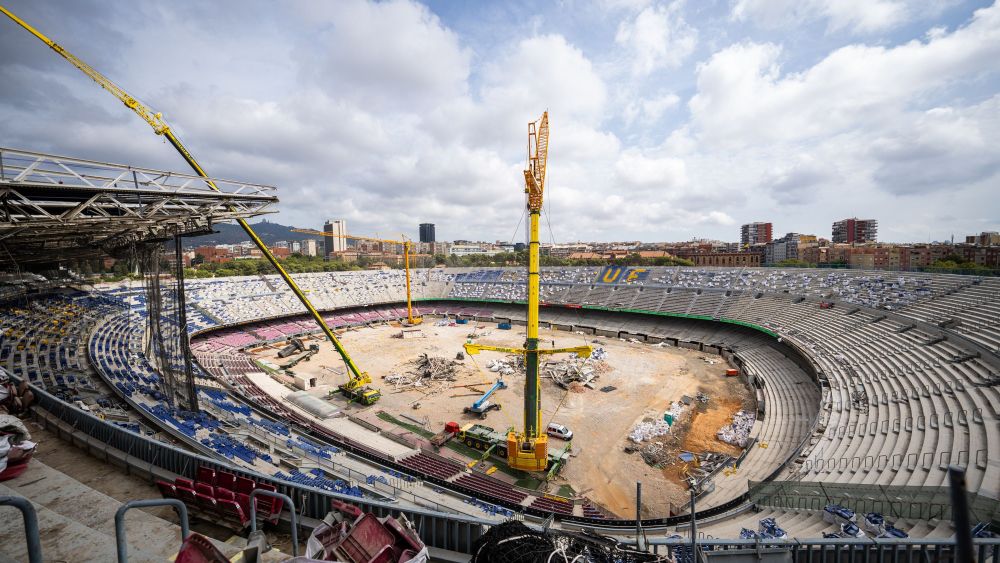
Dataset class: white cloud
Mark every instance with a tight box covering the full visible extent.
[623,92,681,124]
[615,150,688,192]
[615,2,697,76]
[0,0,996,244]
[293,0,471,112]
[731,0,913,34]
[691,3,1000,147]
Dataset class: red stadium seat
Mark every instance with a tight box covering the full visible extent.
[176,484,198,506]
[234,476,256,495]
[253,483,283,524]
[216,500,249,528]
[196,466,216,486]
[215,470,237,492]
[155,480,177,499]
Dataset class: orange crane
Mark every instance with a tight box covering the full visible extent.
[291,229,421,326]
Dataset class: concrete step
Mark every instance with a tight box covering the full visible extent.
[0,459,182,562]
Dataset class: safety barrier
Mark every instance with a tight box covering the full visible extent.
[748,479,1000,522]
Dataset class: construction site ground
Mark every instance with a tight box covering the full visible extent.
[249,320,753,519]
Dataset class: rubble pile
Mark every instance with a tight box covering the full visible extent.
[542,348,611,390]
[383,354,463,390]
[486,356,522,376]
[640,442,670,466]
[717,410,756,447]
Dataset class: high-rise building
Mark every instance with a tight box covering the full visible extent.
[323,219,347,257]
[832,218,878,243]
[740,222,773,246]
[419,223,436,243]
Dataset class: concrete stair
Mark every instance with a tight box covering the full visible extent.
[0,458,267,562]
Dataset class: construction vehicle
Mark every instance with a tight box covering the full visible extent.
[463,379,506,419]
[279,344,319,370]
[456,423,571,473]
[0,6,381,407]
[463,112,591,472]
[457,424,510,457]
[292,229,421,326]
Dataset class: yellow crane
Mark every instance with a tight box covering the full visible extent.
[0,6,381,405]
[290,229,421,326]
[463,112,591,472]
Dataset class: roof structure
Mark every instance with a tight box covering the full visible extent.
[0,147,278,265]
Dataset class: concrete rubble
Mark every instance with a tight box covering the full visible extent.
[716,410,756,447]
[486,356,522,376]
[541,348,610,390]
[383,354,462,390]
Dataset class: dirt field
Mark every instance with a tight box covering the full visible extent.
[249,320,752,518]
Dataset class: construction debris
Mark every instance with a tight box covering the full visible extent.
[717,410,756,447]
[486,356,522,376]
[599,385,617,393]
[629,420,672,443]
[383,354,464,390]
[541,350,612,390]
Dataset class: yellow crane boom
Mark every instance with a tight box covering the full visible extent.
[0,5,379,402]
[291,228,420,325]
[463,112,591,472]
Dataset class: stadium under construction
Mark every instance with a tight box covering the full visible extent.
[0,4,998,563]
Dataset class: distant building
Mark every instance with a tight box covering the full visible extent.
[740,222,773,246]
[323,219,347,257]
[301,239,318,257]
[193,245,232,264]
[765,233,809,265]
[450,243,500,257]
[676,251,761,267]
[832,218,878,243]
[970,231,1000,246]
[419,223,436,243]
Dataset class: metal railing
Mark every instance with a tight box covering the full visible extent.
[0,496,43,563]
[115,499,189,563]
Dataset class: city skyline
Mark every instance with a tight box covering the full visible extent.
[1,1,998,243]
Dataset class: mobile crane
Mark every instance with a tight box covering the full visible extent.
[463,112,592,472]
[0,6,383,406]
[291,229,421,325]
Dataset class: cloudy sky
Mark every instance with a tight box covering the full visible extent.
[1,0,998,244]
